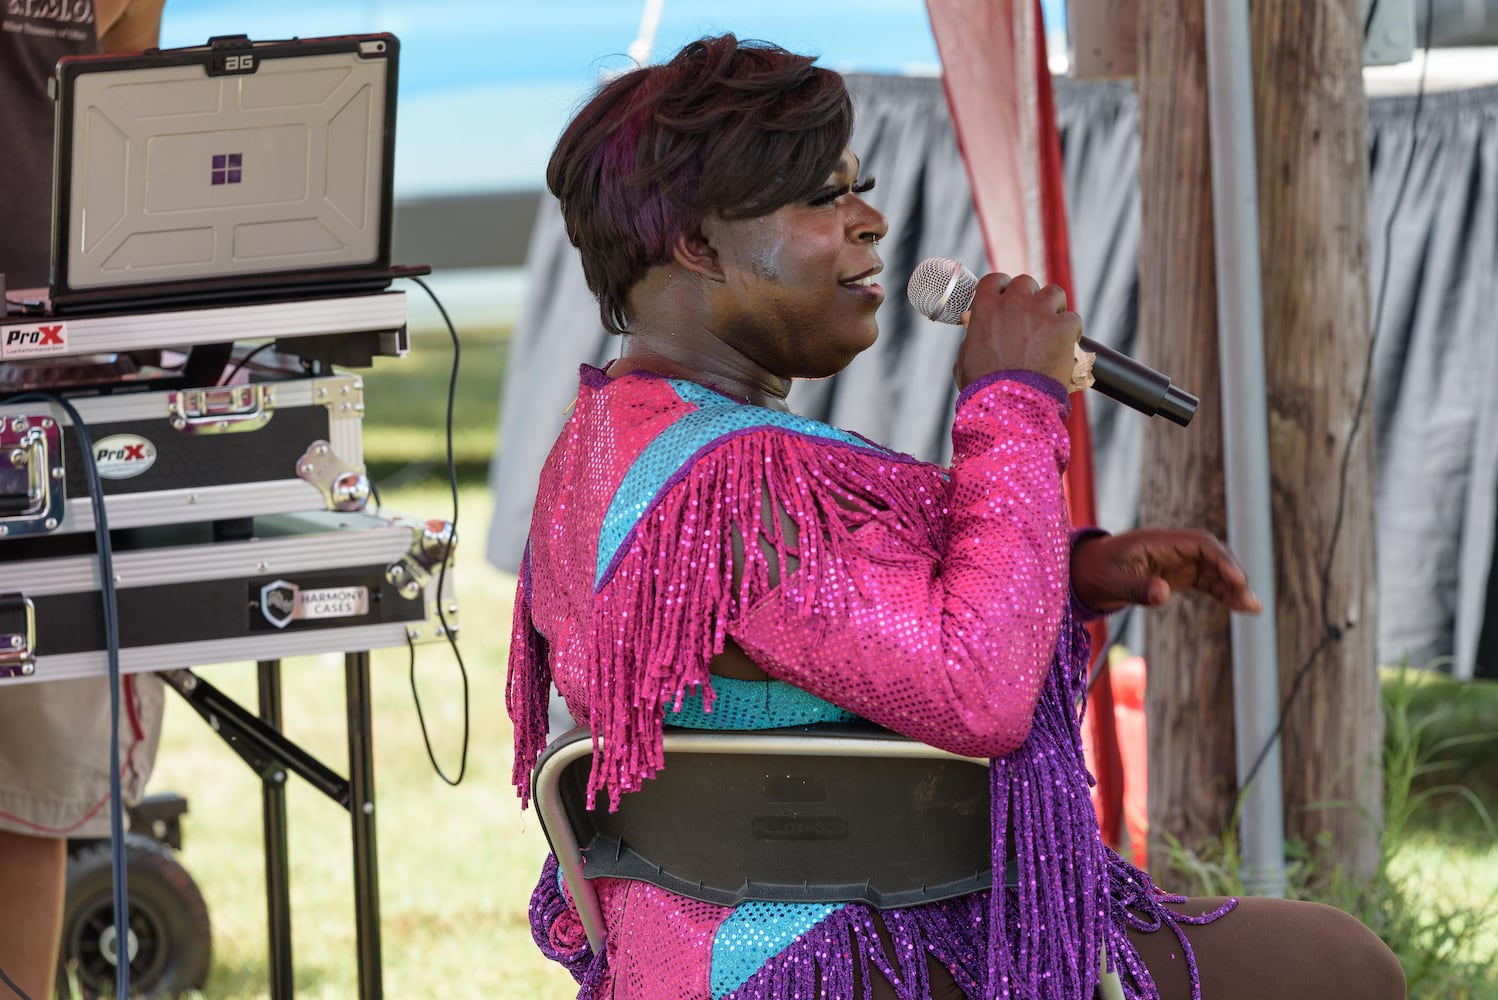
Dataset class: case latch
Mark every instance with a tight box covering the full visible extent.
[296,440,370,512]
[168,384,276,434]
[0,415,65,538]
[385,520,456,600]
[0,593,37,678]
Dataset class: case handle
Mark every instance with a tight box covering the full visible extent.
[0,593,37,679]
[168,384,276,435]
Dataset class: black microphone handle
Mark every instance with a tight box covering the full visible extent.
[1080,335,1198,427]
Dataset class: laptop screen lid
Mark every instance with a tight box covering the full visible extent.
[49,33,400,313]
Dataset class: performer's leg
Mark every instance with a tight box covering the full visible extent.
[0,829,67,1000]
[1127,896,1406,1000]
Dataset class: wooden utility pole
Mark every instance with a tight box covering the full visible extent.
[1137,0,1382,879]
[1250,0,1382,879]
[1136,0,1240,864]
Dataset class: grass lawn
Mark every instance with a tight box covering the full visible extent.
[356,319,510,487]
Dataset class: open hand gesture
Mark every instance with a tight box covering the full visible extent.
[1071,529,1262,615]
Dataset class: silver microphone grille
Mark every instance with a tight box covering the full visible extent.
[906,257,979,325]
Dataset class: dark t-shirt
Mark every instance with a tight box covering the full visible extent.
[0,0,99,289]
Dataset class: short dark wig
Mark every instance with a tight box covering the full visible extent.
[546,34,855,334]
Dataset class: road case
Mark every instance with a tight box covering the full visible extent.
[0,509,456,686]
[1,373,369,539]
[2,292,409,361]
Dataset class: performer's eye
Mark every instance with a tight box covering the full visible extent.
[807,177,876,207]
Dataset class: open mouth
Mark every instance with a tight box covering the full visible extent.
[840,266,884,299]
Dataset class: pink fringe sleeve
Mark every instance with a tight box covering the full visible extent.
[557,376,1071,808]
[728,377,1073,759]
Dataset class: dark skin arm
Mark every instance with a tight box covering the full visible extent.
[1071,528,1262,614]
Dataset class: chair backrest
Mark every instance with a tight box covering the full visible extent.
[532,722,995,953]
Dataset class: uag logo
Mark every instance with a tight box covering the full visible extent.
[1,322,67,359]
[93,434,157,480]
[260,580,300,630]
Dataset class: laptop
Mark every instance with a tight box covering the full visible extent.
[46,33,425,315]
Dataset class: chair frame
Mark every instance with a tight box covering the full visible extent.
[532,725,992,953]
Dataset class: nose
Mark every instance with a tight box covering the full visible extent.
[851,197,888,245]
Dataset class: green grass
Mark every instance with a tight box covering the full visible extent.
[1159,668,1498,999]
[357,323,510,486]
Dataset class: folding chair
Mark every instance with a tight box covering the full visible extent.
[531,722,996,953]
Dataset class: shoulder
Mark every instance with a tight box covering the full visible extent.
[594,376,936,586]
[650,378,889,459]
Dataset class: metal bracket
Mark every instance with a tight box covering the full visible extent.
[161,669,351,806]
[385,519,455,601]
[0,415,65,538]
[312,374,365,420]
[385,520,459,643]
[295,440,370,512]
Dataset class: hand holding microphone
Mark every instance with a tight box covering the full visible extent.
[955,271,1087,392]
[907,258,1198,426]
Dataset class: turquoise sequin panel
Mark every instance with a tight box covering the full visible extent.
[595,379,889,588]
[666,676,858,730]
[710,901,845,999]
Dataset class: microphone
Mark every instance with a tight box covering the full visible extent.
[906,257,1199,427]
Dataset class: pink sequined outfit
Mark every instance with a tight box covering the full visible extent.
[509,365,1233,999]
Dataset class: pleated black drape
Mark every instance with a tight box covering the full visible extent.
[485,74,1498,680]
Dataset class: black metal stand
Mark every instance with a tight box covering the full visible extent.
[165,655,384,998]
[345,651,383,999]
[257,659,295,1000]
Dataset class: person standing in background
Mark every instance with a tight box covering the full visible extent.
[0,3,168,996]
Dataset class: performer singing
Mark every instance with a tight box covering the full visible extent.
[506,34,1405,1000]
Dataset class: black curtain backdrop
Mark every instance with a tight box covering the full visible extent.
[485,74,1498,681]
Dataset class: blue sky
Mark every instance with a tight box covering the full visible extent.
[159,1,1068,196]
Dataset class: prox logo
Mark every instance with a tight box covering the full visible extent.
[1,323,67,358]
[5,326,64,346]
[92,434,157,480]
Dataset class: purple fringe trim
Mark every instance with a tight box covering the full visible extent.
[984,603,1239,1000]
[529,853,606,992]
[1104,850,1239,1000]
[724,900,988,1000]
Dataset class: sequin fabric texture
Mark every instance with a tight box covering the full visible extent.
[508,365,1234,999]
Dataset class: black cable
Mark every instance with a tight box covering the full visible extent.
[216,340,279,386]
[403,275,469,786]
[7,392,130,999]
[0,964,29,1000]
[1231,0,1434,820]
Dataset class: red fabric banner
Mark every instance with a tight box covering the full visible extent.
[925,0,1125,848]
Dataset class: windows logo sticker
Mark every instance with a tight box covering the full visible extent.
[211,152,243,185]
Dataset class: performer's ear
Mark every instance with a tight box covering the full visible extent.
[673,223,726,282]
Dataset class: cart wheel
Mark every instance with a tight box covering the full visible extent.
[58,834,212,999]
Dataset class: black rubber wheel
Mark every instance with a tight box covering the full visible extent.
[57,834,212,999]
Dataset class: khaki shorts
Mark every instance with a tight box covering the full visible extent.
[0,674,164,839]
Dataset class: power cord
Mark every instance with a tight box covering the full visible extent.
[401,275,469,786]
[216,340,278,386]
[1230,0,1434,822]
[4,392,130,1000]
